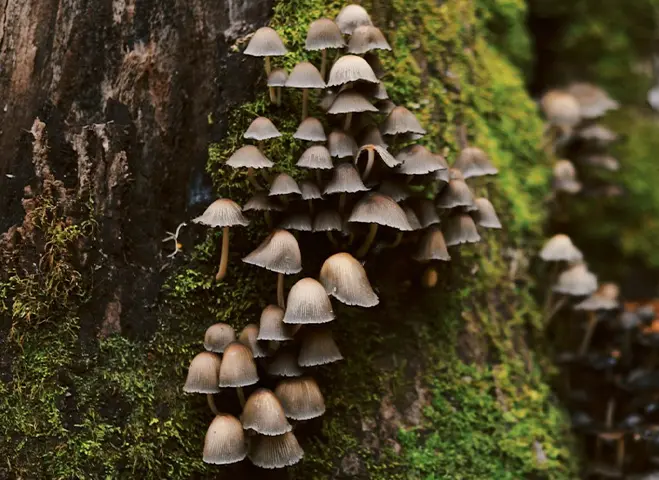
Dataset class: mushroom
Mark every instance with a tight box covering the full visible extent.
[219,342,259,407]
[248,431,304,469]
[453,147,498,179]
[269,173,302,206]
[443,214,481,246]
[299,180,323,214]
[436,173,475,209]
[327,90,378,130]
[266,350,304,377]
[257,305,293,341]
[471,198,502,229]
[413,226,451,262]
[226,144,274,190]
[204,323,236,353]
[283,277,335,325]
[358,124,387,148]
[193,199,249,281]
[244,116,281,151]
[540,90,581,131]
[293,117,327,142]
[381,106,427,137]
[547,263,598,322]
[553,159,581,194]
[305,18,345,79]
[328,130,358,159]
[576,124,618,146]
[242,388,292,436]
[297,145,333,185]
[274,376,326,420]
[377,180,410,203]
[335,4,373,34]
[238,323,269,358]
[285,61,326,120]
[313,209,343,246]
[412,199,441,228]
[319,252,379,307]
[243,191,284,227]
[539,233,584,319]
[183,352,222,414]
[355,144,400,180]
[267,68,288,105]
[327,55,378,88]
[278,212,313,232]
[348,25,391,54]
[324,163,369,214]
[566,82,619,119]
[244,26,288,75]
[203,414,247,465]
[402,205,423,231]
[574,283,620,355]
[298,327,343,367]
[396,144,447,176]
[243,229,302,308]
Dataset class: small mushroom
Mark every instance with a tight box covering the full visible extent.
[324,163,369,214]
[204,323,236,353]
[293,117,327,142]
[267,68,288,105]
[327,90,378,130]
[299,180,323,214]
[471,198,502,229]
[219,342,259,407]
[257,305,293,341]
[443,214,481,246]
[239,323,269,358]
[248,432,304,469]
[355,144,400,179]
[577,124,618,146]
[266,350,304,377]
[566,82,619,119]
[574,283,620,355]
[453,147,498,179]
[381,106,427,137]
[269,173,302,204]
[298,327,343,367]
[242,388,292,436]
[275,376,326,420]
[553,263,598,297]
[313,209,343,246]
[402,205,423,231]
[243,191,284,227]
[396,144,447,176]
[335,4,373,34]
[244,116,281,151]
[244,26,288,75]
[412,199,441,228]
[226,145,274,189]
[285,62,326,120]
[297,145,334,173]
[540,234,583,262]
[183,352,222,415]
[348,25,391,54]
[305,18,345,78]
[278,212,313,232]
[283,278,335,325]
[436,174,475,209]
[319,252,379,307]
[327,55,378,88]
[553,159,581,194]
[378,179,411,202]
[413,226,451,262]
[203,414,247,465]
[328,130,359,159]
[358,124,387,148]
[540,90,581,131]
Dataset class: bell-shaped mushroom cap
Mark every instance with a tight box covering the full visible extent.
[328,91,378,114]
[577,124,618,144]
[219,342,259,387]
[348,193,412,230]
[257,305,293,341]
[396,145,446,175]
[377,99,396,115]
[414,226,451,261]
[566,82,619,119]
[294,117,327,142]
[319,252,379,307]
[269,173,302,196]
[378,179,410,202]
[298,328,343,366]
[436,179,475,209]
[266,350,304,377]
[243,192,284,212]
[267,68,288,87]
[540,90,581,128]
[324,163,369,194]
[183,352,221,393]
[453,147,498,178]
[204,323,236,353]
[226,145,274,169]
[299,180,323,200]
[539,234,583,262]
[275,377,326,420]
[443,214,481,246]
[328,130,358,158]
[279,212,313,232]
[553,160,581,193]
[356,144,400,170]
[242,389,292,436]
[414,199,441,228]
[348,25,391,54]
[238,323,268,358]
[313,209,343,232]
[297,145,333,170]
[364,52,386,79]
[381,106,427,136]
[358,124,387,147]
[243,229,302,274]
[575,283,620,311]
[244,117,281,141]
[553,263,598,297]
[306,18,345,50]
[402,206,423,230]
[327,55,378,87]
[472,198,502,229]
[283,278,334,325]
[244,27,288,57]
[580,154,620,172]
[203,414,247,465]
[335,4,373,34]
[285,62,326,89]
[248,432,304,469]
[193,199,250,228]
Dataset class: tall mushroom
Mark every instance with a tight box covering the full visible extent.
[305,18,345,79]
[327,90,378,131]
[285,61,326,120]
[183,352,222,415]
[226,144,274,190]
[244,116,281,152]
[244,26,288,75]
[319,252,379,307]
[267,68,288,105]
[219,342,259,407]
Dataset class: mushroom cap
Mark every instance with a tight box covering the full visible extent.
[248,432,304,469]
[566,82,619,119]
[539,234,583,262]
[183,352,221,394]
[257,305,293,341]
[414,198,441,228]
[553,263,598,297]
[319,252,379,307]
[242,388,292,436]
[275,377,326,420]
[278,212,313,232]
[414,226,451,261]
[553,160,581,193]
[267,68,288,87]
[243,229,302,274]
[381,106,427,136]
[443,214,481,246]
[377,99,396,115]
[328,91,378,114]
[285,61,326,89]
[449,168,464,181]
[327,55,379,87]
[540,90,581,128]
[297,145,333,170]
[244,117,281,141]
[203,414,247,465]
[238,323,269,358]
[364,52,386,79]
[472,197,502,229]
[435,167,450,183]
[396,145,446,175]
[306,18,345,50]
[453,147,498,178]
[356,81,389,101]
[574,291,619,311]
[402,206,423,231]
[266,350,304,377]
[319,90,338,112]
[269,173,302,196]
[358,124,387,148]
[436,179,475,209]
[283,278,335,325]
[335,4,373,34]
[226,145,274,169]
[193,198,250,228]
[313,209,343,232]
[204,323,236,353]
[348,25,391,54]
[244,27,288,57]
[348,193,413,230]
[324,163,369,194]
[299,180,323,200]
[378,179,410,202]
[298,328,343,366]
[219,342,259,387]
[328,130,358,158]
[356,144,400,169]
[293,117,327,142]
[577,124,618,144]
[580,154,620,171]
[243,192,284,212]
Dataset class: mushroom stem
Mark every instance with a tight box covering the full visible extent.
[215,226,230,282]
[356,223,378,258]
[320,49,328,79]
[543,262,560,321]
[344,112,353,131]
[257,140,264,153]
[616,437,625,469]
[277,272,285,308]
[302,89,309,120]
[326,231,338,247]
[363,148,375,180]
[387,231,404,249]
[264,211,272,228]
[578,311,598,356]
[207,394,220,415]
[307,199,314,215]
[338,193,346,214]
[605,398,616,428]
[236,387,246,408]
[265,56,272,75]
[268,86,277,104]
[247,168,263,190]
[545,295,568,324]
[277,87,282,106]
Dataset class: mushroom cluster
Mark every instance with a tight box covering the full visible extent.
[185,4,504,469]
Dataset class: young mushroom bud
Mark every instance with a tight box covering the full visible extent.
[242,388,292,436]
[319,252,379,307]
[203,414,247,465]
[248,432,304,469]
[204,323,236,353]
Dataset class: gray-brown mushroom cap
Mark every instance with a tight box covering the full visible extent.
[553,263,598,297]
[328,130,358,158]
[553,160,581,194]
[203,414,247,465]
[540,90,581,128]
[381,106,427,136]
[348,25,392,54]
[414,199,441,228]
[266,350,304,377]
[285,62,326,89]
[238,324,268,358]
[243,229,302,274]
[267,68,289,87]
[453,147,498,178]
[436,179,475,209]
[283,278,335,325]
[396,145,447,175]
[244,117,281,141]
[193,198,250,228]
[566,82,619,119]
[278,212,313,232]
[306,18,346,50]
[183,352,222,394]
[204,323,236,353]
[402,206,423,230]
[443,214,481,246]
[327,55,378,87]
[257,305,293,341]
[294,117,327,142]
[242,389,292,436]
[299,180,323,200]
[313,209,343,232]
[319,252,379,307]
[243,192,285,212]
[574,289,620,311]
[539,234,583,262]
[414,226,451,262]
[324,163,369,194]
[297,145,333,170]
[328,91,378,114]
[472,198,502,229]
[378,180,410,202]
[335,4,373,34]
[218,342,259,388]
[226,145,274,169]
[269,173,302,196]
[358,124,387,148]
[275,377,326,420]
[298,328,343,366]
[244,27,288,57]
[248,432,304,469]
[348,193,413,230]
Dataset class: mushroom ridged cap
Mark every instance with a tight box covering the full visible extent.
[356,144,400,169]
[226,145,274,169]
[327,55,378,87]
[453,147,498,178]
[414,226,451,261]
[267,68,288,87]
[298,328,343,366]
[396,145,446,175]
[243,229,302,274]
[443,214,481,246]
[297,145,333,169]
[244,27,288,57]
[242,389,292,436]
[244,117,281,141]
[328,91,378,114]
[203,414,247,465]
[358,124,387,148]
[279,212,313,232]
[414,199,441,228]
[193,199,249,228]
[294,117,327,142]
[266,350,304,377]
[313,209,343,232]
[540,90,581,128]
[539,234,583,262]
[269,173,302,196]
[257,305,293,341]
[381,106,427,136]
[218,342,259,387]
[324,163,369,194]
[243,192,284,212]
[204,323,236,353]
[402,206,423,231]
[275,377,326,420]
[319,252,379,307]
[348,193,412,230]
[306,18,345,50]
[378,180,410,202]
[283,278,335,325]
[238,324,268,358]
[248,432,304,469]
[472,198,502,229]
[553,263,598,297]
[285,62,326,89]
[574,291,619,311]
[335,4,373,34]
[299,180,323,200]
[566,82,619,119]
[436,179,475,209]
[183,352,221,394]
[348,25,391,54]
[328,130,358,158]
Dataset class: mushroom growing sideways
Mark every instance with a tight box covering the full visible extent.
[319,252,379,307]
